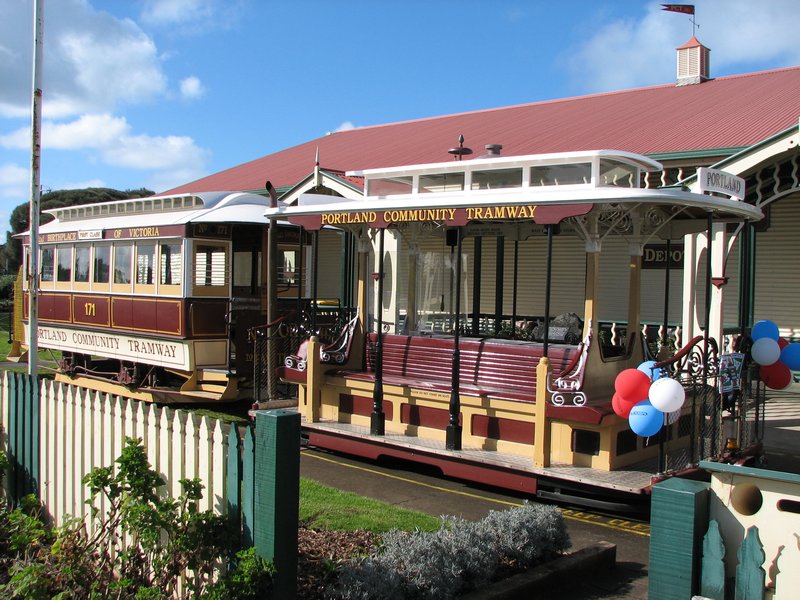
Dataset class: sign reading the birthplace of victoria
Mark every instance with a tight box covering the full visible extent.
[697,167,746,201]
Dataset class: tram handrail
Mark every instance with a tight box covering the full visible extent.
[653,334,719,380]
[653,335,703,369]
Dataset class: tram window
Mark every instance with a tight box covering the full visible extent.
[136,243,155,285]
[40,247,54,282]
[195,244,227,287]
[419,173,464,193]
[74,246,90,282]
[114,244,133,284]
[599,160,636,187]
[471,168,522,190]
[233,251,254,287]
[616,429,638,455]
[571,429,600,456]
[279,249,297,285]
[369,176,412,196]
[56,247,72,282]
[94,245,110,283]
[160,243,181,285]
[531,163,591,186]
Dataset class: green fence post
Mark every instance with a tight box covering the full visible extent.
[226,423,242,548]
[241,424,255,548]
[254,409,300,599]
[648,477,711,599]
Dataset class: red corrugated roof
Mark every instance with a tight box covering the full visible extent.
[164,66,800,195]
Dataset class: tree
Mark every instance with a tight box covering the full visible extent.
[0,187,154,274]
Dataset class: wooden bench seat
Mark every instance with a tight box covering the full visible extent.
[337,334,578,403]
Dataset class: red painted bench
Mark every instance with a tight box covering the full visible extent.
[339,334,579,403]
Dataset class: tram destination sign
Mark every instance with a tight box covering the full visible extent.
[697,167,745,201]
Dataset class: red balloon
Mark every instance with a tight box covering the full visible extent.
[779,337,789,349]
[612,392,639,418]
[614,369,652,402]
[760,362,792,390]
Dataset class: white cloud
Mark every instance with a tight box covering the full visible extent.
[1,113,209,193]
[105,132,208,171]
[180,76,205,99]
[334,121,356,133]
[58,178,106,190]
[140,0,215,25]
[0,163,29,200]
[566,0,800,93]
[0,0,167,119]
[139,0,241,31]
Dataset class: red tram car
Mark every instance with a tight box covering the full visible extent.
[18,191,344,402]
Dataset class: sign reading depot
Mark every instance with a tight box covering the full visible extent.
[31,324,189,370]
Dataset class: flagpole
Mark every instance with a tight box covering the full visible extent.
[28,0,44,376]
[661,4,698,35]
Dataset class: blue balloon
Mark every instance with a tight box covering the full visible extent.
[637,360,663,382]
[752,320,780,342]
[628,399,664,437]
[781,343,800,371]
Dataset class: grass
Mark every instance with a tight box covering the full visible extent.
[0,310,62,369]
[300,478,441,533]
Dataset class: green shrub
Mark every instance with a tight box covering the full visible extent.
[0,439,274,599]
[330,502,570,599]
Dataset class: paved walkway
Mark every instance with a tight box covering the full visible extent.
[760,382,800,473]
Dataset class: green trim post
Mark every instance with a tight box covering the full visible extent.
[254,409,300,599]
[648,477,710,599]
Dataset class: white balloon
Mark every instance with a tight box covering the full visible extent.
[751,337,781,366]
[648,377,686,413]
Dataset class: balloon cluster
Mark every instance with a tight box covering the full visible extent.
[750,320,798,390]
[612,361,686,437]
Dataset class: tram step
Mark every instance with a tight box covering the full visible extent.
[179,370,238,400]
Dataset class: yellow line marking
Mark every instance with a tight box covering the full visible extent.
[302,450,651,537]
[304,451,520,506]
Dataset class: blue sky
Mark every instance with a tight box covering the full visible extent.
[1,0,799,237]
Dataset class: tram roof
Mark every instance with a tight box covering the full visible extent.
[33,191,280,236]
[263,150,763,227]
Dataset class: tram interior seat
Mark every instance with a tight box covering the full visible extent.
[340,333,580,403]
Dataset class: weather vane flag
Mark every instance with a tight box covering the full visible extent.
[662,4,698,35]
[661,4,694,14]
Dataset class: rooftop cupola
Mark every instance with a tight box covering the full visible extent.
[676,36,710,86]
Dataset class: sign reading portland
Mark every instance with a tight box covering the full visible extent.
[697,167,746,201]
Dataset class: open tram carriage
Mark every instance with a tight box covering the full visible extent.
[18,191,345,402]
[271,149,763,508]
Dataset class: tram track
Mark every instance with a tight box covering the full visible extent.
[301,448,650,537]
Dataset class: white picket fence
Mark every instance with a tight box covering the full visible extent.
[1,374,231,528]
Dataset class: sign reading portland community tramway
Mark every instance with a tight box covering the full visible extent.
[26,324,190,370]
